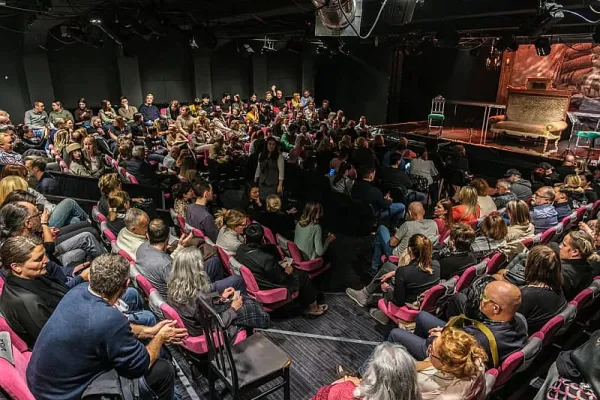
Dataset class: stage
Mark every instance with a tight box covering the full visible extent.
[380,120,600,163]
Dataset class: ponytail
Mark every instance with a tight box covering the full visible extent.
[107,190,130,222]
[214,208,247,230]
[408,234,433,274]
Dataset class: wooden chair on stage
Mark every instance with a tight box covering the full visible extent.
[428,95,445,137]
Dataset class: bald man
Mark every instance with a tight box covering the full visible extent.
[556,154,577,181]
[387,280,528,368]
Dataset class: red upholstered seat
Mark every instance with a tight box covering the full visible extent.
[276,234,330,279]
[377,283,447,323]
[236,263,298,312]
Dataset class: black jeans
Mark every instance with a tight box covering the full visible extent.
[139,358,175,400]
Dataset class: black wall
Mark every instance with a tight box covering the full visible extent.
[0,22,31,119]
[210,42,252,100]
[314,44,392,124]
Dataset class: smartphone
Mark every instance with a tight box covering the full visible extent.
[233,290,241,300]
[36,203,45,213]
[329,168,335,177]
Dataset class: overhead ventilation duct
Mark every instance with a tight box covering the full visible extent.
[311,0,363,37]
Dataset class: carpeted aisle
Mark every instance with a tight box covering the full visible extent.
[172,293,388,399]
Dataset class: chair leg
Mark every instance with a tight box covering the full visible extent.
[208,368,217,400]
[283,367,291,400]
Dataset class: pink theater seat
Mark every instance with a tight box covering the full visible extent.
[538,303,577,346]
[0,340,34,400]
[160,303,247,354]
[485,252,506,274]
[244,142,250,153]
[160,108,167,116]
[0,316,28,354]
[539,226,558,245]
[278,234,330,279]
[488,348,524,390]
[261,225,284,259]
[203,148,210,167]
[100,222,117,245]
[439,229,451,243]
[126,172,139,184]
[377,283,446,323]
[520,237,534,249]
[238,264,298,312]
[456,259,488,292]
[216,246,233,276]
[117,249,135,264]
[588,199,600,221]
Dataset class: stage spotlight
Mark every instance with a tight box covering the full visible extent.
[535,37,551,56]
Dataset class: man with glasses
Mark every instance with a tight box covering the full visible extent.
[0,131,24,166]
[531,186,558,234]
[387,280,527,368]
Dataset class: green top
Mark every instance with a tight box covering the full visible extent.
[294,223,330,260]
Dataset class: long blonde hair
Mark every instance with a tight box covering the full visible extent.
[53,129,69,154]
[458,186,478,219]
[298,202,323,227]
[108,190,130,222]
[0,176,29,205]
[214,208,246,230]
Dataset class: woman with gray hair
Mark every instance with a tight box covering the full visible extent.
[311,343,421,400]
[167,247,270,338]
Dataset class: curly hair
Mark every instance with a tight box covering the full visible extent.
[214,208,246,230]
[436,327,487,380]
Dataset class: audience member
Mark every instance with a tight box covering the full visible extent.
[555,154,577,181]
[139,93,160,124]
[329,161,355,196]
[24,101,49,129]
[471,178,497,216]
[433,199,454,238]
[167,246,269,337]
[106,190,130,236]
[294,202,335,260]
[505,200,535,243]
[236,223,328,316]
[27,253,186,400]
[255,194,296,238]
[215,209,247,255]
[0,131,24,165]
[173,182,195,217]
[369,234,440,325]
[471,214,507,261]
[559,231,600,299]
[186,181,218,242]
[493,180,518,209]
[352,166,405,226]
[117,96,138,121]
[553,188,572,222]
[116,208,150,261]
[531,186,558,234]
[452,186,480,224]
[48,100,73,125]
[504,169,532,201]
[408,148,439,204]
[28,158,59,195]
[436,223,477,280]
[255,136,285,200]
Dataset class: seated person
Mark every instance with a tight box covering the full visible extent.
[368,234,441,325]
[504,168,533,201]
[554,185,573,221]
[452,186,480,224]
[27,254,187,400]
[531,186,558,234]
[106,190,130,237]
[470,214,507,261]
[387,280,527,368]
[372,202,438,272]
[563,174,588,210]
[67,143,91,177]
[294,202,335,260]
[116,208,150,261]
[433,199,454,238]
[512,245,567,334]
[215,209,246,255]
[557,231,600,299]
[380,153,412,193]
[186,181,219,243]
[255,194,296,238]
[471,178,497,217]
[352,166,405,227]
[0,200,105,267]
[244,185,264,220]
[435,223,477,280]
[136,220,228,304]
[173,182,195,218]
[97,173,143,217]
[126,146,166,187]
[493,180,518,209]
[505,200,535,242]
[167,246,269,337]
[236,223,328,317]
[27,158,60,195]
[329,161,355,196]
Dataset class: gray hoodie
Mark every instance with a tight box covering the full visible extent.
[512,179,532,201]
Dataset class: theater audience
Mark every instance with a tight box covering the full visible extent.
[408,148,439,201]
[24,101,49,129]
[579,171,599,204]
[294,202,335,260]
[255,136,284,200]
[531,186,558,234]
[118,96,138,121]
[504,169,532,201]
[139,93,160,124]
[186,181,218,242]
[48,100,73,125]
[74,98,93,126]
[388,280,527,367]
[553,186,572,221]
[99,100,117,126]
[369,234,440,325]
[255,194,296,238]
[82,136,106,178]
[27,253,186,400]
[167,246,269,337]
[329,161,355,195]
[236,223,328,316]
[116,208,150,261]
[27,158,60,195]
[556,154,577,181]
[452,186,480,224]
[433,199,454,238]
[436,224,477,280]
[471,214,507,261]
[173,182,195,217]
[493,180,518,209]
[215,209,247,255]
[312,343,420,400]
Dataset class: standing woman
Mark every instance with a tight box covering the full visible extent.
[99,100,117,127]
[255,136,284,200]
[82,136,106,178]
[294,202,335,260]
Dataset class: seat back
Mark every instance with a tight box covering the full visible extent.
[196,295,241,394]
[539,227,557,245]
[0,333,35,400]
[431,95,445,115]
[420,284,447,313]
[539,304,577,345]
[572,279,600,312]
[491,349,524,389]
[276,234,292,258]
[217,246,233,276]
[126,172,139,184]
[286,240,304,263]
[486,252,505,274]
[455,266,477,293]
[117,249,135,264]
[238,264,260,293]
[520,237,534,249]
[588,199,600,221]
[0,316,28,354]
[100,221,117,244]
[517,332,544,373]
[408,174,429,193]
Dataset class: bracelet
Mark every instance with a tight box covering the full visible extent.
[41,222,49,225]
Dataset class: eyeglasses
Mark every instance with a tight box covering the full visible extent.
[427,344,443,362]
[534,193,551,199]
[27,211,42,221]
[481,291,500,307]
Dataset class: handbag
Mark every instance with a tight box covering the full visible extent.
[545,377,597,400]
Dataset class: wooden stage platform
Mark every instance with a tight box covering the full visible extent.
[381,121,600,164]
